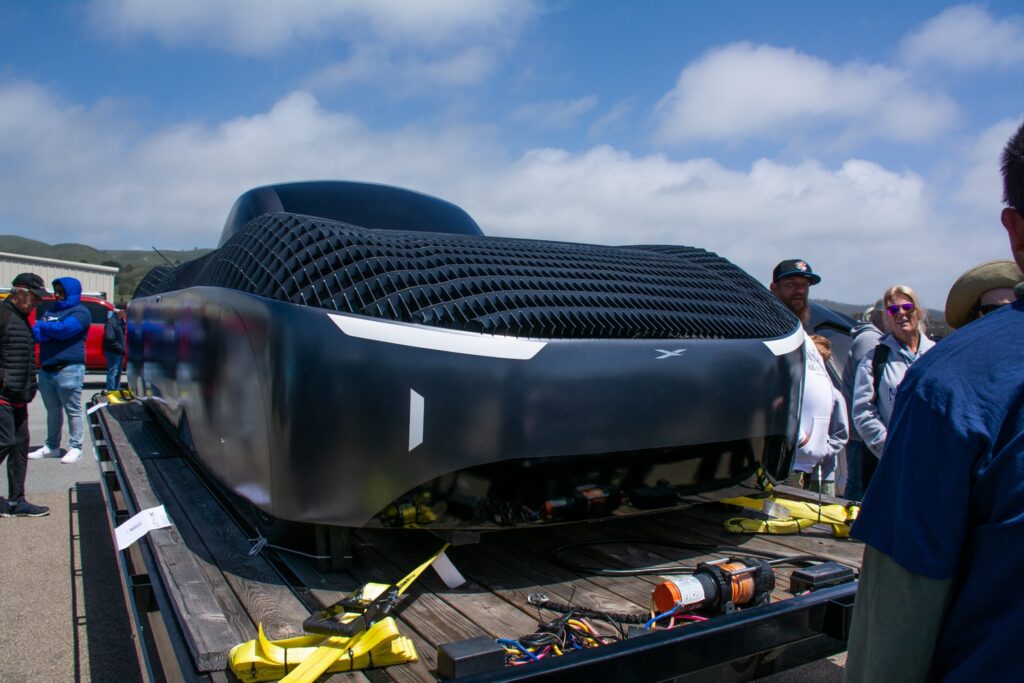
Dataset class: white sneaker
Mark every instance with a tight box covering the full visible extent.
[28,445,53,459]
[61,447,83,464]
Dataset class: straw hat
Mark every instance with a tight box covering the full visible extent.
[944,259,1023,329]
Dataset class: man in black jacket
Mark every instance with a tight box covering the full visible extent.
[0,273,49,516]
[103,308,126,392]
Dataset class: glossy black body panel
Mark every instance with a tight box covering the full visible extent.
[219,181,484,246]
[808,302,856,385]
[129,181,807,529]
[127,287,803,527]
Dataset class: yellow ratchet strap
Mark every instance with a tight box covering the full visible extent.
[723,516,816,535]
[228,543,449,682]
[722,496,860,538]
[229,618,416,682]
[103,389,135,404]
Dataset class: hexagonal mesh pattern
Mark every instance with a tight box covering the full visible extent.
[136,213,795,340]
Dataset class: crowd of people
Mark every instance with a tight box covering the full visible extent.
[769,121,1024,681]
[0,275,126,518]
[770,253,1020,503]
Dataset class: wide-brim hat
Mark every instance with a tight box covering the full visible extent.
[944,259,1023,329]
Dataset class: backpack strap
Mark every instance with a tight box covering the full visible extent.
[871,343,891,406]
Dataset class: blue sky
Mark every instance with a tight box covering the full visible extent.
[1,1,1023,307]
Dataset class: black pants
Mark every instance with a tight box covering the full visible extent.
[0,402,30,501]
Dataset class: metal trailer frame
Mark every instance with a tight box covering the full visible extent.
[91,403,228,683]
[452,584,855,682]
[89,399,856,683]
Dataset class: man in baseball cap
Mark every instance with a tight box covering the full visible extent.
[0,272,49,516]
[11,272,48,299]
[770,259,821,331]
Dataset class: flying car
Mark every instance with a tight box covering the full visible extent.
[128,181,805,537]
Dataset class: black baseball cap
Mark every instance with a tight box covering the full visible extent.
[772,259,821,285]
[11,272,48,298]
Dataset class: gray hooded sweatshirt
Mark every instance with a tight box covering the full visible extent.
[851,331,936,458]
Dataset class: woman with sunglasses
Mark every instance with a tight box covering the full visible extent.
[851,285,936,493]
[943,259,1022,330]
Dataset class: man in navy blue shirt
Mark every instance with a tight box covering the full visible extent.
[846,121,1024,680]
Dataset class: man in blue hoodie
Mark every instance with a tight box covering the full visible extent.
[28,277,90,464]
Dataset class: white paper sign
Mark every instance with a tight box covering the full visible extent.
[431,550,467,589]
[87,402,106,415]
[115,505,172,550]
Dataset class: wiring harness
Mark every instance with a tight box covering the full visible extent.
[500,607,621,666]
[498,537,844,667]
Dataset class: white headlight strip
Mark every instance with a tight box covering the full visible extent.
[762,327,805,356]
[329,313,548,360]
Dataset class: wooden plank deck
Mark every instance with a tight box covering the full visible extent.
[99,400,863,681]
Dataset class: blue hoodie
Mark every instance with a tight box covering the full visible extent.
[34,276,91,368]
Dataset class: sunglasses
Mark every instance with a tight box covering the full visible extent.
[12,287,40,300]
[978,303,1006,316]
[886,302,915,316]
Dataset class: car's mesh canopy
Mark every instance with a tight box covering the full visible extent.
[135,212,796,340]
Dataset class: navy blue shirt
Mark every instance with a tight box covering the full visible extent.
[852,299,1024,680]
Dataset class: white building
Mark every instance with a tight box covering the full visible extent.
[0,251,118,300]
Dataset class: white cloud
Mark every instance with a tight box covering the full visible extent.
[0,82,499,248]
[654,42,957,145]
[305,45,498,94]
[955,117,1021,209]
[88,0,537,56]
[511,96,598,128]
[901,4,1024,71]
[0,80,1002,306]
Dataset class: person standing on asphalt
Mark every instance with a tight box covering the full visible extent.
[28,277,90,465]
[103,308,126,392]
[0,273,50,517]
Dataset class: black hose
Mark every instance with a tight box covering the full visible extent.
[546,537,832,576]
[533,598,650,625]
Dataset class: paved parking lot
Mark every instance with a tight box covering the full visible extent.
[0,374,140,683]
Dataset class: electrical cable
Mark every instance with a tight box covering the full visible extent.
[503,607,622,666]
[644,605,680,629]
[546,537,831,576]
[528,594,650,625]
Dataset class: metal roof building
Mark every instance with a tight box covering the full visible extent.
[0,251,118,300]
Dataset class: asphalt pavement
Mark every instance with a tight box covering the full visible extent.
[0,373,141,683]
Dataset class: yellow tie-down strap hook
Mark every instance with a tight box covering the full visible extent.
[722,496,860,538]
[229,542,450,682]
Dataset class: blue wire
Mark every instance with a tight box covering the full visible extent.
[644,605,681,629]
[497,638,541,661]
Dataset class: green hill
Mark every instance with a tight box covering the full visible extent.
[0,235,211,305]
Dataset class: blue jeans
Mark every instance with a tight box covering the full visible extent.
[38,364,85,450]
[105,352,123,391]
[843,440,866,501]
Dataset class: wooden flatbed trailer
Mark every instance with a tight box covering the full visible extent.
[89,399,862,683]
